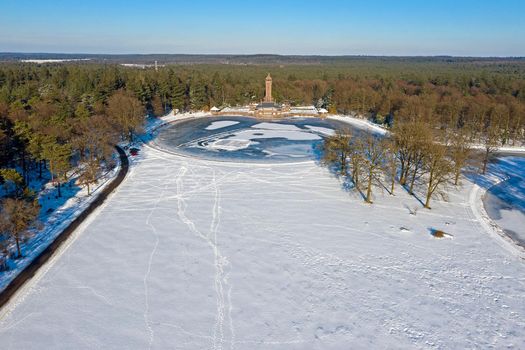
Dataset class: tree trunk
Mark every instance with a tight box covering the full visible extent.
[425,182,433,209]
[16,236,21,258]
[454,169,460,186]
[409,166,418,194]
[390,161,396,195]
[482,149,489,174]
[399,163,406,185]
[401,164,411,186]
[57,181,61,197]
[366,171,373,203]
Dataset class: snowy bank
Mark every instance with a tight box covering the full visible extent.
[0,152,122,293]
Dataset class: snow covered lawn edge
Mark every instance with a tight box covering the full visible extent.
[469,178,525,259]
[0,147,128,298]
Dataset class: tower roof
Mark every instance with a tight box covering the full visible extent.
[266,73,272,80]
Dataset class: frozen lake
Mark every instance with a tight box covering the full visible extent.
[153,117,358,163]
[483,156,525,247]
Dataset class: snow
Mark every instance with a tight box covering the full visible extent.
[289,106,319,115]
[226,129,321,141]
[1,137,524,349]
[479,156,525,248]
[328,115,388,136]
[252,122,302,131]
[0,159,120,292]
[205,121,240,130]
[209,139,255,151]
[20,59,90,64]
[220,107,252,114]
[304,125,335,136]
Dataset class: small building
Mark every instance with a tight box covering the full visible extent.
[210,106,221,115]
[255,101,283,117]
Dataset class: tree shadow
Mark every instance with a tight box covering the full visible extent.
[401,183,426,208]
[38,177,82,220]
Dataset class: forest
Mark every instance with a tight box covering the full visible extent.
[0,58,525,266]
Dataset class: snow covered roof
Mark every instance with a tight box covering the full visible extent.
[221,107,251,113]
[289,109,318,115]
[318,108,328,113]
[292,105,317,110]
[210,106,220,112]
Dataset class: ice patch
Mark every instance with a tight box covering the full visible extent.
[208,139,254,151]
[304,125,335,136]
[232,129,321,141]
[252,122,302,131]
[205,121,240,130]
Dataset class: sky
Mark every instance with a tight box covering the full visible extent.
[0,0,524,56]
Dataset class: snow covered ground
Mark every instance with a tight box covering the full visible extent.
[0,159,120,292]
[0,134,524,348]
[481,157,525,247]
[20,59,91,64]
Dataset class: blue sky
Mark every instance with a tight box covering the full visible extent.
[0,0,524,56]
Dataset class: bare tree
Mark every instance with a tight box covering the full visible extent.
[0,198,40,258]
[362,135,386,203]
[392,122,413,185]
[482,122,500,174]
[407,124,432,195]
[78,159,100,195]
[349,138,364,189]
[450,131,472,185]
[423,143,453,209]
[322,129,353,176]
[384,139,398,195]
[392,121,432,190]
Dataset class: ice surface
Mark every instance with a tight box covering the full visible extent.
[251,122,303,131]
[304,125,335,136]
[225,129,322,142]
[205,121,240,130]
[1,144,524,349]
[208,139,255,151]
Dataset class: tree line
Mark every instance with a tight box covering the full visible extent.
[322,121,474,209]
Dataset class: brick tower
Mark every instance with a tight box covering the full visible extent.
[265,73,272,102]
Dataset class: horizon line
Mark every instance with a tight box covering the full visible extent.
[1,52,525,59]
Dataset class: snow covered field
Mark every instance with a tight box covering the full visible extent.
[1,134,524,349]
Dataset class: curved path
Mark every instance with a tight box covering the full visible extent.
[0,146,129,309]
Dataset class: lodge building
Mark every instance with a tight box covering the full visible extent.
[211,74,328,118]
